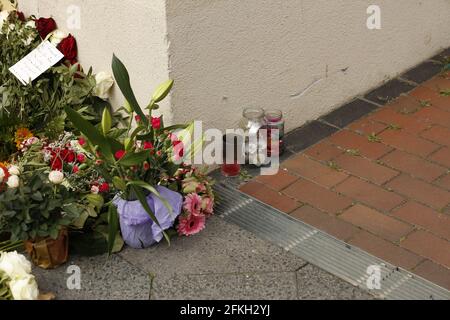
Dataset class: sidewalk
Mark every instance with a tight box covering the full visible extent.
[33,217,372,300]
[240,68,450,291]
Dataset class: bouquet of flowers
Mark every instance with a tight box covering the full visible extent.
[65,55,215,251]
[0,251,39,300]
[162,166,215,236]
[0,4,115,161]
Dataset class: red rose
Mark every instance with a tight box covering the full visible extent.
[99,182,110,193]
[35,17,57,39]
[143,141,154,150]
[151,117,161,130]
[16,12,26,22]
[50,157,63,171]
[57,34,78,62]
[72,165,79,174]
[135,115,142,122]
[114,150,126,160]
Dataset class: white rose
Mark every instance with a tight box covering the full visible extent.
[91,185,99,195]
[6,175,19,189]
[49,29,67,46]
[8,165,20,176]
[48,171,64,185]
[25,20,36,29]
[93,72,115,100]
[9,275,39,300]
[0,168,4,182]
[0,251,32,279]
[0,10,9,34]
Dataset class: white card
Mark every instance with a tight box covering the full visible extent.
[9,41,64,85]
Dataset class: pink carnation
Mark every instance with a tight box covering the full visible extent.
[202,197,214,215]
[183,193,203,216]
[177,213,206,236]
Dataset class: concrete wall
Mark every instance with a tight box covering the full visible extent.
[166,0,450,131]
[19,0,173,122]
[19,0,450,132]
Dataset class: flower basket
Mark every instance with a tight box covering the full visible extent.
[24,228,69,269]
[114,186,182,249]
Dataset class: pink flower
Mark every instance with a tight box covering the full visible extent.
[91,185,99,194]
[177,213,206,236]
[114,150,126,160]
[183,193,203,216]
[151,117,161,130]
[77,154,86,163]
[72,165,79,174]
[135,115,142,122]
[202,197,214,215]
[169,133,178,143]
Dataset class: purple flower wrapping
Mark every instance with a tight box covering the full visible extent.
[113,186,183,248]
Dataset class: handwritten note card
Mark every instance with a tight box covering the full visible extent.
[9,41,64,85]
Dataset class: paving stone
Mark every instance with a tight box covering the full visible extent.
[119,217,307,277]
[401,61,443,84]
[392,202,450,240]
[410,84,450,112]
[348,231,423,271]
[413,260,450,291]
[381,150,447,182]
[436,174,450,191]
[429,147,450,167]
[369,107,430,134]
[255,168,298,191]
[151,272,299,300]
[347,118,388,135]
[283,179,353,215]
[290,205,360,241]
[296,264,375,300]
[365,79,416,105]
[320,99,378,128]
[334,153,399,185]
[386,174,450,210]
[401,230,450,268]
[283,154,348,188]
[336,177,405,212]
[304,141,343,162]
[421,126,450,147]
[379,130,440,158]
[239,181,301,213]
[284,121,338,153]
[412,106,450,128]
[340,204,413,242]
[422,75,450,94]
[385,95,425,115]
[328,130,393,160]
[33,254,150,300]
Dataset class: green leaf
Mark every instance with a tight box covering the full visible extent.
[107,204,119,256]
[112,176,127,191]
[152,79,174,103]
[128,184,170,245]
[64,106,114,161]
[101,107,112,136]
[85,194,104,211]
[127,181,173,214]
[118,150,150,166]
[111,54,148,126]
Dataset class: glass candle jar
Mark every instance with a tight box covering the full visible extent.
[221,134,243,177]
[264,109,284,157]
[239,108,267,166]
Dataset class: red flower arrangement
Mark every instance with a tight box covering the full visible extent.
[35,17,57,39]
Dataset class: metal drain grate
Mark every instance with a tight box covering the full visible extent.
[214,183,450,300]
